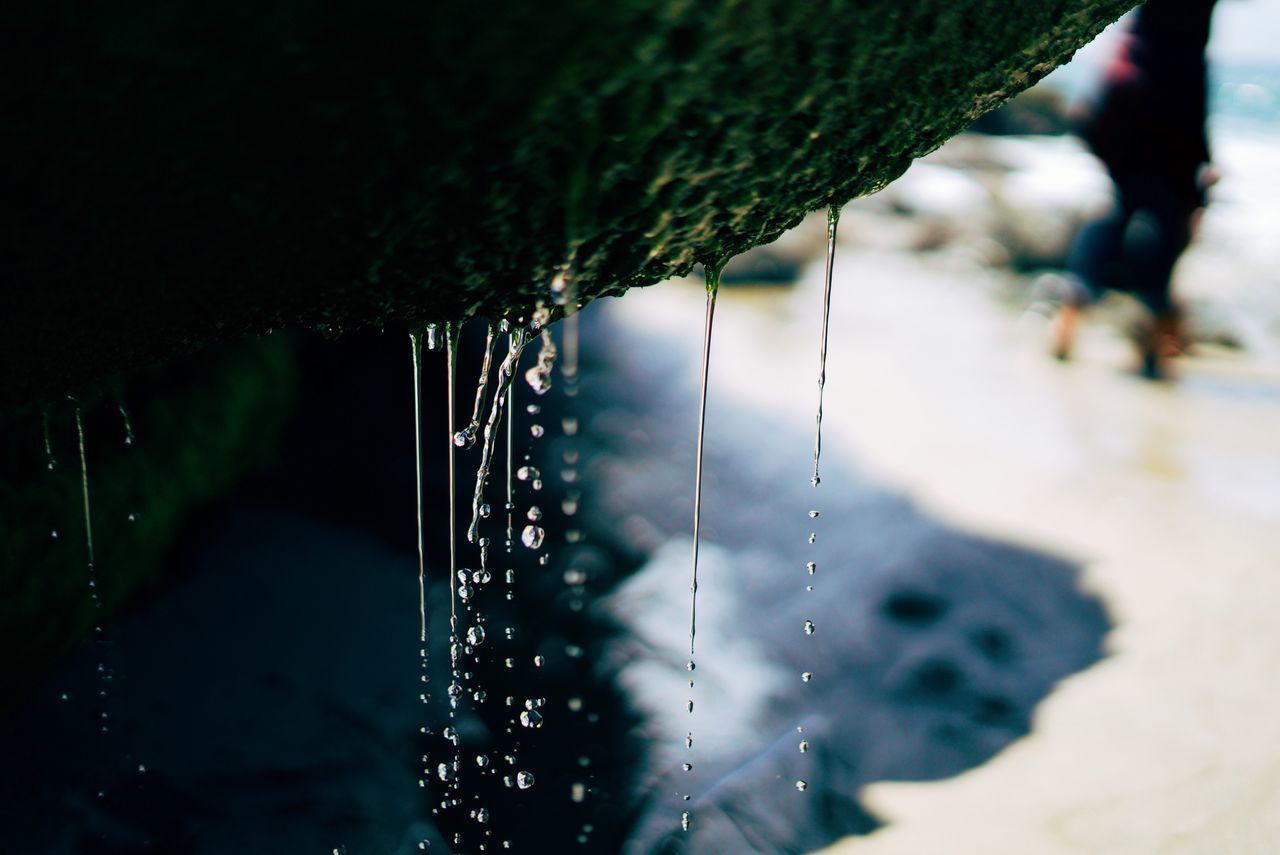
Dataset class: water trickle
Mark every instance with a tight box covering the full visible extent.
[811,204,841,487]
[41,410,57,470]
[410,332,429,649]
[455,322,499,450]
[446,322,460,618]
[466,329,531,543]
[117,401,136,446]
[688,259,725,659]
[524,327,557,396]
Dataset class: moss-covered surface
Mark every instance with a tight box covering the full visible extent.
[2,0,1134,403]
[0,339,296,700]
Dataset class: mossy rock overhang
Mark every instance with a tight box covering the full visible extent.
[1,0,1135,404]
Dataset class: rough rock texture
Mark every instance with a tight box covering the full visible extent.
[1,0,1135,403]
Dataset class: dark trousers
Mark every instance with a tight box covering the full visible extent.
[1066,170,1196,315]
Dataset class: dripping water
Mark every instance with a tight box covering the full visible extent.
[446,323,459,620]
[410,331,428,644]
[42,409,57,470]
[683,259,724,828]
[687,261,724,659]
[466,328,530,544]
[811,204,840,487]
[117,401,136,447]
[455,322,498,450]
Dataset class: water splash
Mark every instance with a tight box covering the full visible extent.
[811,204,840,487]
[454,322,498,449]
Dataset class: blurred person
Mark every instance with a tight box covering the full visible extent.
[1051,0,1220,379]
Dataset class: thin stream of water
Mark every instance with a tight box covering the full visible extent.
[410,331,427,644]
[456,322,498,449]
[687,262,723,659]
[42,409,57,470]
[466,329,530,543]
[446,322,459,623]
[811,204,840,487]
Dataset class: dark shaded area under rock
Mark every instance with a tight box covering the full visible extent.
[1,0,1134,404]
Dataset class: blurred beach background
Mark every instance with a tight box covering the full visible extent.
[3,3,1279,852]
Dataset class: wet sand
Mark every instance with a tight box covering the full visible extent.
[649,241,1280,853]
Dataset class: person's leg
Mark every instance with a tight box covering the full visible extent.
[1050,200,1127,359]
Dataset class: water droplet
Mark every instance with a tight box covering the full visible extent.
[795,780,809,792]
[454,426,477,448]
[806,561,816,575]
[516,465,539,481]
[686,700,694,713]
[685,733,693,748]
[438,763,455,782]
[521,525,545,549]
[50,530,58,540]
[686,660,696,671]
[443,726,459,745]
[681,811,691,832]
[476,807,491,823]
[473,690,487,702]
[682,763,692,771]
[571,782,586,803]
[808,510,820,519]
[533,655,545,667]
[808,532,817,544]
[505,658,514,668]
[530,424,544,438]
[799,740,809,753]
[803,620,816,635]
[526,404,540,415]
[516,770,535,789]
[479,503,491,518]
[562,496,579,516]
[127,512,139,523]
[801,671,813,682]
[568,697,583,712]
[458,584,475,602]
[466,625,486,646]
[526,505,542,522]
[562,417,579,436]
[520,709,544,729]
[426,324,442,350]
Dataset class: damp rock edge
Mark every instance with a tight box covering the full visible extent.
[1,0,1136,404]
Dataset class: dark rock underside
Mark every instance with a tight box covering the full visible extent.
[1,0,1135,403]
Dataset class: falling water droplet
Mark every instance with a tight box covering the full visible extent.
[521,525,545,550]
[466,625,486,646]
[466,329,530,543]
[526,506,542,522]
[799,740,809,753]
[801,671,813,682]
[516,466,539,481]
[516,771,535,789]
[795,780,809,792]
[808,510,820,519]
[808,532,817,544]
[681,811,691,832]
[811,204,841,487]
[519,710,544,729]
[533,655,545,667]
[476,807,490,824]
[530,424,544,438]
[685,733,693,748]
[803,620,816,635]
[682,763,692,772]
[117,401,136,446]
